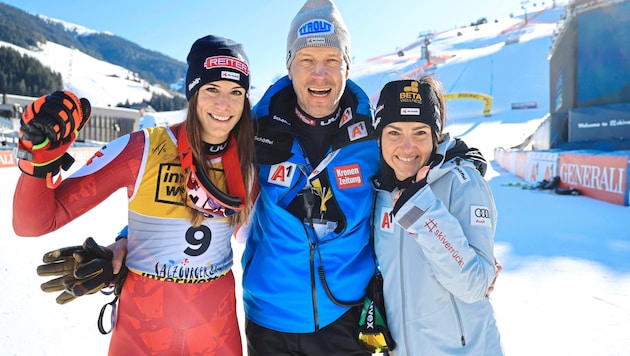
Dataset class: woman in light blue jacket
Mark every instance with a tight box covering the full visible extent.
[371,76,504,355]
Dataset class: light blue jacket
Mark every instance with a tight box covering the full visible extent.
[373,134,504,355]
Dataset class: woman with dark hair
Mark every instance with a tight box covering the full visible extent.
[371,75,504,355]
[13,35,256,355]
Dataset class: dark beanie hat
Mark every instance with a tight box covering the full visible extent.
[185,35,250,100]
[373,79,442,139]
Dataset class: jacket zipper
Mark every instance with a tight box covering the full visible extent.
[398,209,412,353]
[308,228,319,331]
[449,294,466,346]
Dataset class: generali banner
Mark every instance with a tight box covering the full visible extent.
[558,153,629,206]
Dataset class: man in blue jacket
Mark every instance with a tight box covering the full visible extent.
[36,1,379,354]
[239,0,379,354]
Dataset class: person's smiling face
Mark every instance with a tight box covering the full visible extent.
[381,121,434,181]
[195,80,246,144]
[289,46,349,118]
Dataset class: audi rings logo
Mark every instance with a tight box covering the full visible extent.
[474,208,490,218]
[470,205,492,227]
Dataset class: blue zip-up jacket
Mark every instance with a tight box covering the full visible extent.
[242,76,379,332]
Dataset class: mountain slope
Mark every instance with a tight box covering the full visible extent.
[0,2,566,151]
[0,39,174,108]
[351,5,566,158]
[0,2,186,89]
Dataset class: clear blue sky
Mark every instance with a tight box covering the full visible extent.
[3,0,534,88]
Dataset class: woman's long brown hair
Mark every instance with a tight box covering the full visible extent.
[417,74,447,147]
[183,93,256,227]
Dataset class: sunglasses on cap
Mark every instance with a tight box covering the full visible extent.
[185,160,244,218]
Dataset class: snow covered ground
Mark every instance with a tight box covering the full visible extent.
[2,161,629,356]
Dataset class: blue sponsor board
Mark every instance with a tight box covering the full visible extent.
[577,2,630,107]
[568,103,630,142]
[511,102,539,110]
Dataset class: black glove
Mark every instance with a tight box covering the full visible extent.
[37,237,119,305]
[17,91,91,187]
[20,90,91,147]
[391,176,428,216]
[37,244,84,304]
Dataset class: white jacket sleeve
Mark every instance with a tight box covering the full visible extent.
[393,166,497,303]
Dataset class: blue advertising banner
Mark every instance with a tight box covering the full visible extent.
[568,103,630,142]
